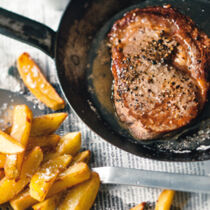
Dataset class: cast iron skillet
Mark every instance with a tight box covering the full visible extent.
[0,0,209,161]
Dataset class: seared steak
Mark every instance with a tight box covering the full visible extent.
[108,5,210,140]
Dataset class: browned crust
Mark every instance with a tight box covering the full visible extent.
[108,6,210,139]
[109,6,209,106]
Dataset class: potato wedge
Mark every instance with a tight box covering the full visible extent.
[10,162,91,209]
[30,113,67,136]
[30,154,72,201]
[27,134,60,150]
[0,130,24,154]
[130,202,145,210]
[47,162,91,197]
[10,188,37,210]
[17,52,65,110]
[9,105,32,144]
[32,193,63,210]
[155,190,175,210]
[6,113,68,137]
[0,147,43,204]
[5,105,33,179]
[0,154,6,168]
[45,132,81,161]
[71,150,91,165]
[58,172,100,210]
[59,132,81,156]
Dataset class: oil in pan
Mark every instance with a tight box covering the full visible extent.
[86,0,210,160]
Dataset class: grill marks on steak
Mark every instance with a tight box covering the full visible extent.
[109,6,209,140]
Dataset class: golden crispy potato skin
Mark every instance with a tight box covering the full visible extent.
[10,162,92,209]
[5,105,33,179]
[30,113,68,136]
[10,188,37,210]
[0,147,43,204]
[47,162,91,197]
[0,130,24,154]
[44,132,81,161]
[58,172,100,210]
[0,154,6,168]
[71,150,91,165]
[0,105,99,210]
[27,134,60,150]
[17,52,65,110]
[29,154,72,201]
[32,193,63,210]
[155,189,175,210]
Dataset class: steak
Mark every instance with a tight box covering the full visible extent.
[108,5,210,140]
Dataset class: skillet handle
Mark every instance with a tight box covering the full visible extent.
[0,7,56,58]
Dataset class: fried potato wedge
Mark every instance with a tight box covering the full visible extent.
[47,162,91,197]
[0,147,43,204]
[130,202,145,210]
[10,188,37,210]
[72,150,91,165]
[32,193,62,210]
[17,52,65,110]
[27,134,60,150]
[30,154,72,201]
[5,105,33,179]
[155,190,175,210]
[58,172,100,210]
[0,130,24,154]
[58,132,82,156]
[0,154,6,168]
[6,113,68,137]
[4,154,19,179]
[45,132,81,161]
[9,105,32,144]
[30,113,67,136]
[10,162,91,209]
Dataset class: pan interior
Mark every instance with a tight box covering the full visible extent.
[86,0,210,153]
[57,0,210,161]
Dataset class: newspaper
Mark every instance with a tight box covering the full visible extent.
[0,0,209,209]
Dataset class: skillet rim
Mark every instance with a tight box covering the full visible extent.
[54,0,210,162]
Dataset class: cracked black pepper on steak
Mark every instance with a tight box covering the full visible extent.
[108,5,210,140]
